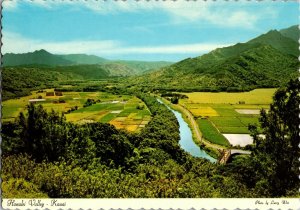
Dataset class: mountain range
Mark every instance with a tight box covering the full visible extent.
[129,25,299,91]
[3,25,299,99]
[3,50,172,76]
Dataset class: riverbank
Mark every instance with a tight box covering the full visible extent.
[159,97,225,159]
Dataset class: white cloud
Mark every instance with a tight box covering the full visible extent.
[81,1,259,28]
[2,31,120,55]
[106,43,230,55]
[2,31,231,56]
[2,0,18,11]
[4,0,261,29]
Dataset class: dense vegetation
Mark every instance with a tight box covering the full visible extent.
[2,65,132,100]
[2,67,81,100]
[2,80,299,198]
[247,79,300,196]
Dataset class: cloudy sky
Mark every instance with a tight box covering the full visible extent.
[2,0,298,61]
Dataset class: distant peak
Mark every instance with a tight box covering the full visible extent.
[34,49,51,54]
[266,29,280,34]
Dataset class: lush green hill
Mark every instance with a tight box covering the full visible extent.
[129,26,298,92]
[131,45,298,91]
[280,25,299,42]
[54,65,110,79]
[3,50,73,66]
[2,67,81,100]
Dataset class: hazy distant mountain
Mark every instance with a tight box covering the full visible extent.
[131,25,299,91]
[59,54,107,65]
[3,50,172,76]
[3,49,73,66]
[104,60,173,75]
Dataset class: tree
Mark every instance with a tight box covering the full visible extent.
[249,79,300,196]
[171,97,179,104]
[83,98,96,107]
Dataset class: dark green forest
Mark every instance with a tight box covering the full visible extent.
[2,80,299,198]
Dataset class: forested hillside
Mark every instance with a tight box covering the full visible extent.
[2,67,82,100]
[129,25,299,92]
[248,29,298,57]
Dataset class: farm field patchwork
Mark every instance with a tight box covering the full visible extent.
[178,89,275,147]
[184,104,219,117]
[2,89,151,132]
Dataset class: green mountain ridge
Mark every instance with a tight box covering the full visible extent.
[130,25,299,91]
[249,29,298,57]
[3,25,298,97]
[280,25,299,42]
[3,50,173,77]
[3,49,73,66]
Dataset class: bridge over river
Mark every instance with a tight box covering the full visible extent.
[218,149,251,164]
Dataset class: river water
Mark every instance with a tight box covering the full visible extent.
[157,99,216,163]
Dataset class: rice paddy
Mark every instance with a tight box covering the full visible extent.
[197,119,230,146]
[2,89,151,132]
[178,89,275,147]
[181,88,276,104]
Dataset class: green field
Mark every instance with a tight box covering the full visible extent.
[178,89,274,146]
[2,89,151,132]
[181,88,276,104]
[197,119,230,146]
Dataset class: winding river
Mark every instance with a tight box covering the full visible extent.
[157,99,216,163]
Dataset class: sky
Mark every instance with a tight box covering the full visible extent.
[2,0,299,62]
